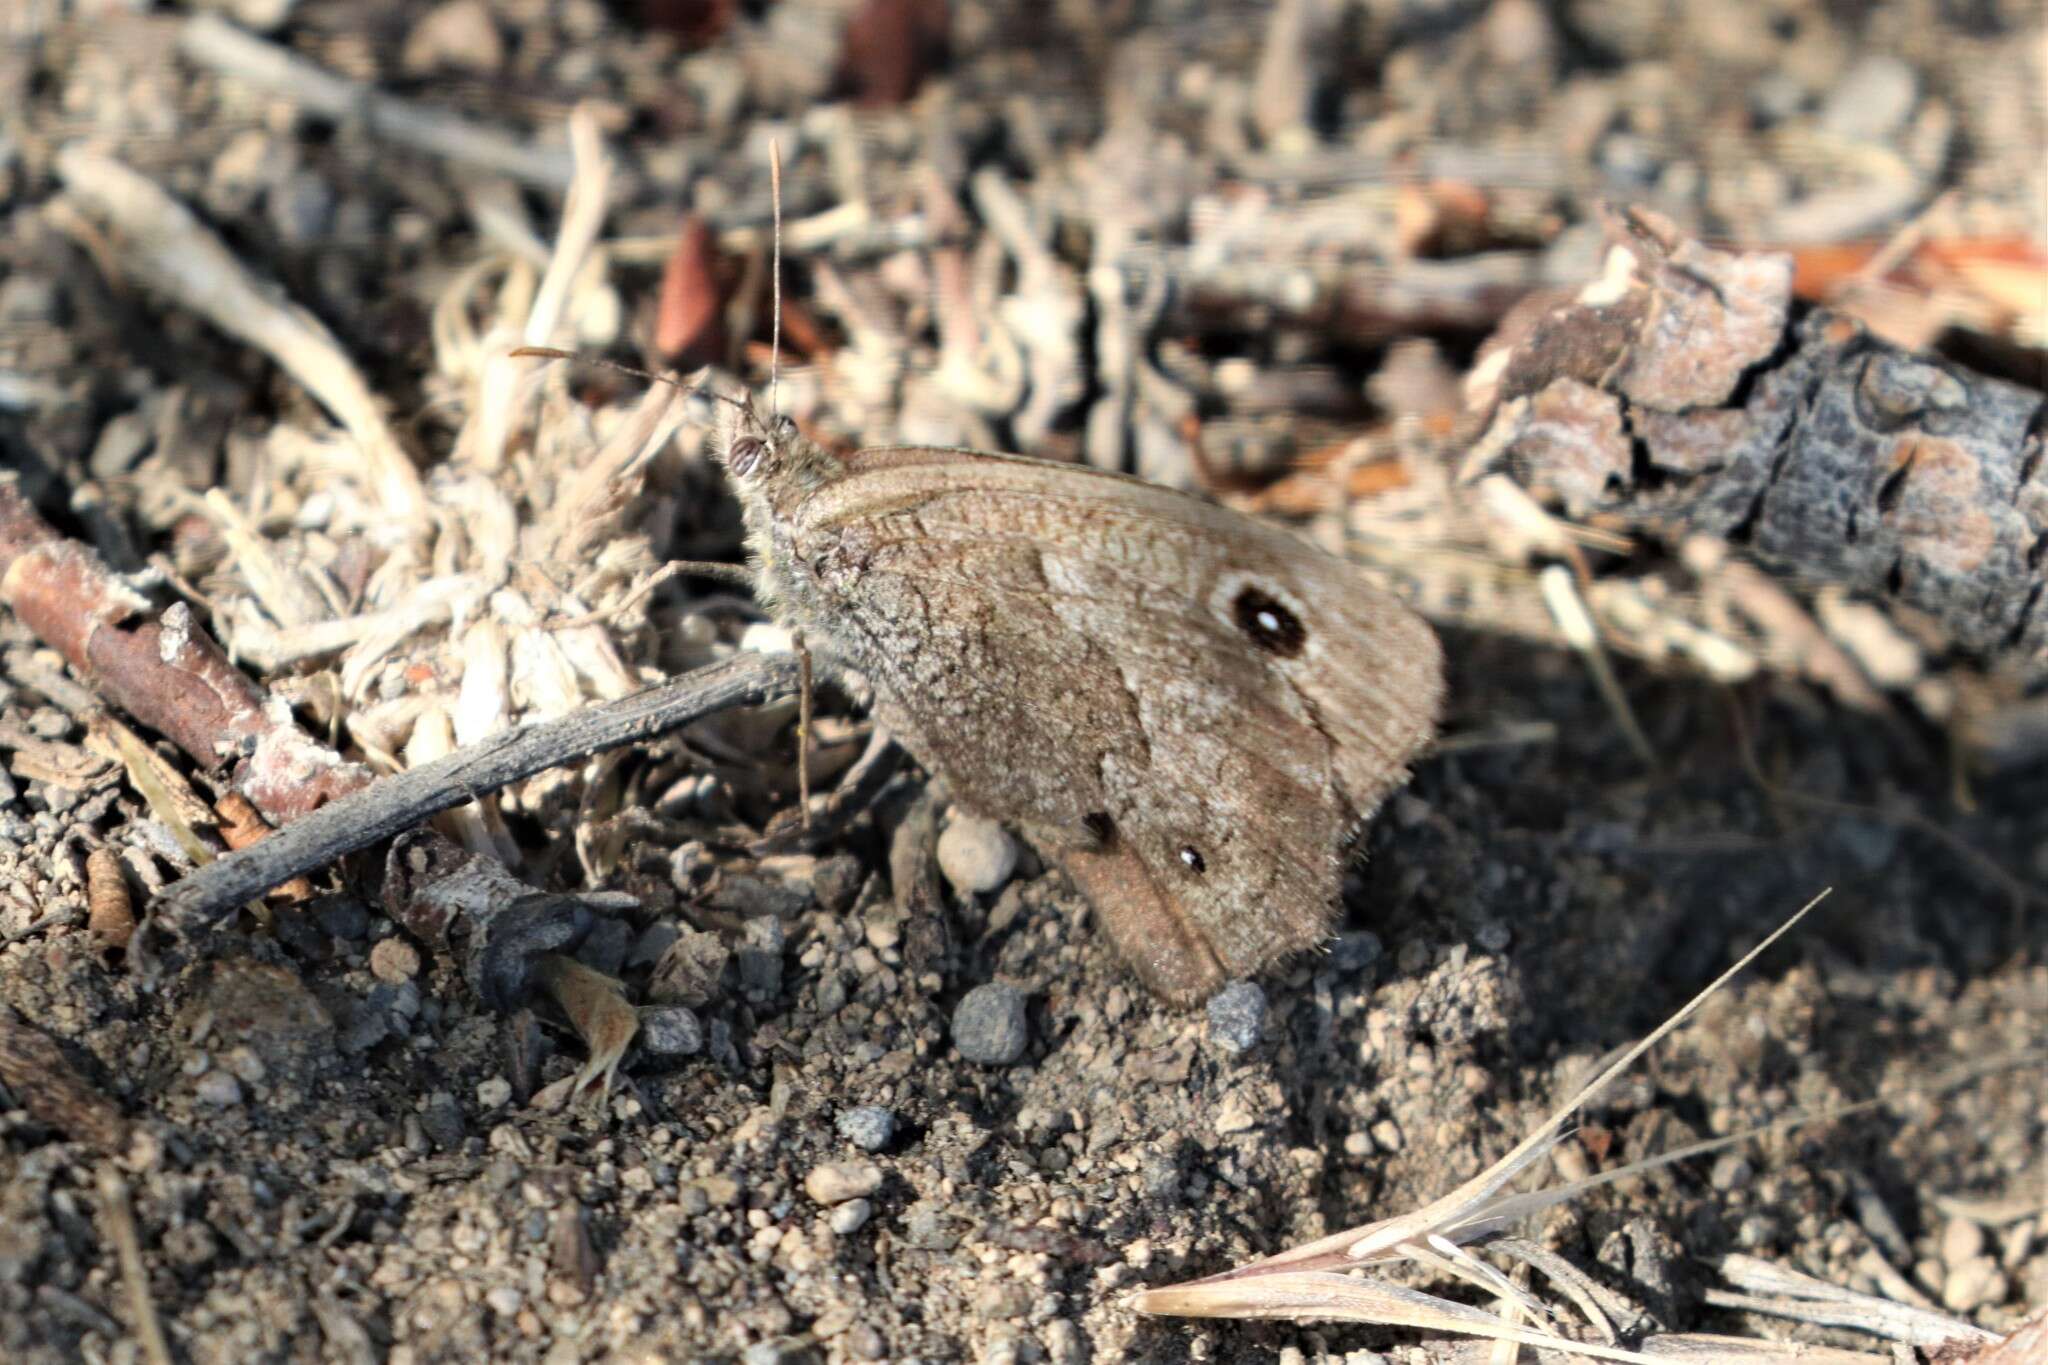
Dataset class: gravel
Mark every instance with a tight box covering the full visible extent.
[835,1104,896,1152]
[1204,980,1266,1054]
[950,982,1029,1065]
[804,1161,883,1206]
[936,814,1019,897]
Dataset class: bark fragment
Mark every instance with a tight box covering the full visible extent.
[1465,213,2048,681]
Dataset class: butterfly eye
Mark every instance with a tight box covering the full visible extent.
[728,436,767,476]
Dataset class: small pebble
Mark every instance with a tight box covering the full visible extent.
[339,1001,391,1055]
[1818,54,1918,143]
[937,815,1018,897]
[420,1091,465,1150]
[476,1077,513,1108]
[1710,1153,1753,1192]
[829,1198,873,1235]
[313,896,370,941]
[639,1005,705,1058]
[1205,981,1266,1055]
[737,915,785,997]
[951,983,1029,1065]
[805,1161,883,1206]
[836,1105,896,1152]
[1941,1216,1987,1268]
[400,0,507,77]
[369,936,420,984]
[626,922,679,972]
[1940,1255,2007,1314]
[194,1071,243,1107]
[577,917,633,977]
[1041,1318,1087,1365]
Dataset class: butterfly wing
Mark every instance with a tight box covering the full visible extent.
[773,447,1443,1002]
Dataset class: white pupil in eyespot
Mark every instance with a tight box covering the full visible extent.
[1257,609,1282,633]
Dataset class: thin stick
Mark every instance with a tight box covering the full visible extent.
[155,652,800,925]
[178,14,574,189]
[1539,564,1659,770]
[768,139,784,419]
[97,1166,175,1365]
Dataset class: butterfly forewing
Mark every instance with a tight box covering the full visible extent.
[763,447,1443,1002]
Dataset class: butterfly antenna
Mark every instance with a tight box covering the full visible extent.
[511,346,748,415]
[768,138,783,424]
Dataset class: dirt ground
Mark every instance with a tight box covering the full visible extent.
[1,2,2043,1363]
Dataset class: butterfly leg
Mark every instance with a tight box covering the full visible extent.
[794,630,814,830]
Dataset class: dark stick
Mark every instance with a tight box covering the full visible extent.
[155,651,800,926]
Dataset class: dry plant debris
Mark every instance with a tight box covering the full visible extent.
[0,1,2041,1361]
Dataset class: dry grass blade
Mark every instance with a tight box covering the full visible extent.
[52,148,424,521]
[96,1165,174,1365]
[1137,1271,1669,1363]
[1132,894,1830,1355]
[1711,1254,1998,1348]
[463,104,612,471]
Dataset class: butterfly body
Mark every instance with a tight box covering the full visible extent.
[722,416,1443,1003]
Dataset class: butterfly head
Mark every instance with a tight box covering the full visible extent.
[722,412,798,483]
[715,394,843,505]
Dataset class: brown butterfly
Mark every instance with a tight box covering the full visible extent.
[718,406,1443,1003]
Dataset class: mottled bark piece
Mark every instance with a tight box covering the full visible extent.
[1468,219,2047,681]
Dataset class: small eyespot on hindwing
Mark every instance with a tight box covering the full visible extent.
[1083,811,1116,845]
[1231,585,1307,657]
[1178,845,1206,874]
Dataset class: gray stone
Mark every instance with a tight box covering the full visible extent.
[951,983,1028,1065]
[836,1105,896,1152]
[194,1071,243,1107]
[639,1005,704,1059]
[650,927,730,1008]
[312,896,370,941]
[626,921,679,972]
[420,1091,465,1150]
[737,916,785,997]
[338,1000,391,1054]
[1205,981,1266,1055]
[577,916,633,978]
